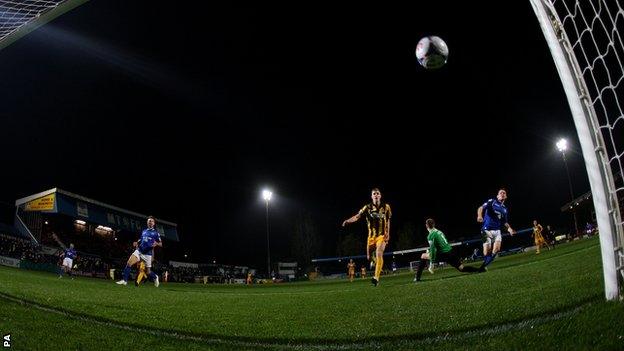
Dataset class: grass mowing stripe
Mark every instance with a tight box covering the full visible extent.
[0,289,602,351]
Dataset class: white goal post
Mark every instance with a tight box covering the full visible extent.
[530,0,624,300]
[0,0,89,51]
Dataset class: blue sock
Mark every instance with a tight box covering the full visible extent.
[59,268,64,276]
[483,254,493,267]
[123,266,131,281]
[148,272,157,282]
[486,253,497,266]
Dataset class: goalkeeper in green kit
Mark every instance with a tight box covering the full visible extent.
[414,218,480,282]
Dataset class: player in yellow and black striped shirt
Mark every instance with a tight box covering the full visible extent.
[347,259,356,282]
[342,188,391,286]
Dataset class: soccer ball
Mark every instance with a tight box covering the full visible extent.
[415,36,449,69]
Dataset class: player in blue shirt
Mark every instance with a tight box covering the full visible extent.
[59,243,77,278]
[477,189,515,271]
[116,216,162,287]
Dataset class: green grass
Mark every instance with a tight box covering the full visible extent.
[0,237,622,350]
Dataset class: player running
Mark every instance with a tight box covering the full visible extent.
[116,216,162,287]
[342,188,392,287]
[59,243,77,279]
[477,189,515,271]
[347,259,356,282]
[414,219,479,282]
[532,220,551,254]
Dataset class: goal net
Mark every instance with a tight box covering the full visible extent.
[0,0,87,51]
[531,0,624,300]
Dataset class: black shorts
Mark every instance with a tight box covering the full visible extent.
[436,249,462,269]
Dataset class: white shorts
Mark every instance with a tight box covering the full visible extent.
[132,250,152,268]
[62,258,73,268]
[482,230,502,246]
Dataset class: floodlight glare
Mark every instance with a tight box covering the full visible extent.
[556,138,568,152]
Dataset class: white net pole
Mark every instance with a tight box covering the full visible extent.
[0,0,88,51]
[530,0,624,300]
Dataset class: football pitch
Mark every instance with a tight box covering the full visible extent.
[0,237,623,350]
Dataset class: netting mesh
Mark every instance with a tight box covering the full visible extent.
[0,0,66,45]
[552,0,624,225]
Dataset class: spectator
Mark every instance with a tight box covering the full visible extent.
[546,225,556,248]
[585,222,596,236]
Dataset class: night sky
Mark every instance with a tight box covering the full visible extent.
[0,2,591,267]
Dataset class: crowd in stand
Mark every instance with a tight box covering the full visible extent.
[0,233,111,276]
[69,254,108,276]
[1,230,252,283]
[41,230,127,262]
[158,265,247,283]
[166,266,201,283]
[0,233,52,264]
